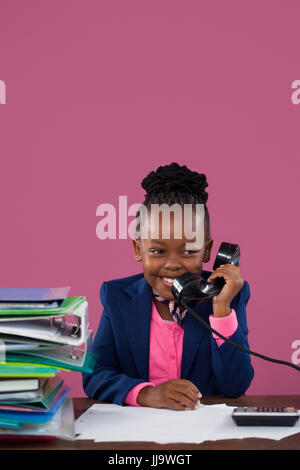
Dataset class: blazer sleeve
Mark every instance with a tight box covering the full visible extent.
[82,282,149,405]
[209,280,254,397]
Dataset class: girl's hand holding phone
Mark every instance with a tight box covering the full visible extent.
[207,264,244,317]
[137,379,202,410]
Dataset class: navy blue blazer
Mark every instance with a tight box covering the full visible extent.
[83,270,254,405]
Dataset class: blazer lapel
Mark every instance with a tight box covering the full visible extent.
[122,276,152,380]
[181,300,213,379]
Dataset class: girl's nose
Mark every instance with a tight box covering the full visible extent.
[164,255,182,270]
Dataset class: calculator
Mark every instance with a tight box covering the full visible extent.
[232,406,300,426]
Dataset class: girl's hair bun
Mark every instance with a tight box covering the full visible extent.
[141,162,209,204]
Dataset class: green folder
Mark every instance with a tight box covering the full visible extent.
[5,351,98,374]
[0,419,22,429]
[0,362,61,377]
[0,296,86,317]
[0,386,70,425]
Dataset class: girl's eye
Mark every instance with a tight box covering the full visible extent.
[149,249,199,255]
[149,249,164,255]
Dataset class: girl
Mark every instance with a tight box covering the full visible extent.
[83,163,254,410]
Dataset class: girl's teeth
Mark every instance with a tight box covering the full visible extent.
[162,278,175,283]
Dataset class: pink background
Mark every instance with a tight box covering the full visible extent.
[0,0,299,396]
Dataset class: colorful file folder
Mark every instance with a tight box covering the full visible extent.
[0,297,89,345]
[0,286,97,441]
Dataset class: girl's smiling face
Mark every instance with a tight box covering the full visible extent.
[133,209,213,300]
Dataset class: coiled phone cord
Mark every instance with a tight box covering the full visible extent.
[181,299,300,372]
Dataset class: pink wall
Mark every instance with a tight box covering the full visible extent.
[0,0,300,396]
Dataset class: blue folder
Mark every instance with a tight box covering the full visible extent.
[0,386,70,425]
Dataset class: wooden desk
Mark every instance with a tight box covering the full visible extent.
[0,395,300,450]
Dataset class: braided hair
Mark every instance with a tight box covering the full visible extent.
[137,162,211,239]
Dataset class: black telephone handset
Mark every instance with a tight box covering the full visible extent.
[171,242,240,308]
[172,242,300,375]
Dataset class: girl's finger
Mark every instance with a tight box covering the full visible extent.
[166,399,186,411]
[175,384,199,404]
[178,380,201,397]
[217,264,239,271]
[207,270,232,282]
[170,391,196,409]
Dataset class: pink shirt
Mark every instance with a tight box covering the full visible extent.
[124,301,238,406]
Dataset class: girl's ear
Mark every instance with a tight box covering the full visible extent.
[132,239,142,261]
[203,238,213,263]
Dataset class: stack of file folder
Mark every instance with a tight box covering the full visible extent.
[0,286,97,440]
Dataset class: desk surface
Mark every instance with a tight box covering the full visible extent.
[0,395,300,450]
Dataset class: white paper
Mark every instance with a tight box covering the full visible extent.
[75,403,300,444]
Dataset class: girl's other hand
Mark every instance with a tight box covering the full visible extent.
[137,379,202,410]
[207,264,244,317]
